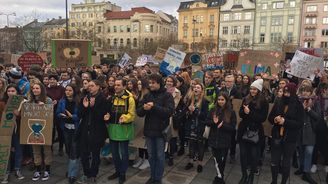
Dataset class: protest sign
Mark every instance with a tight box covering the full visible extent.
[237,50,281,76]
[0,136,11,177]
[51,39,92,68]
[92,55,101,65]
[118,53,132,68]
[299,48,324,58]
[135,55,154,67]
[154,47,167,61]
[17,52,44,72]
[203,53,224,70]
[20,103,53,145]
[0,96,24,136]
[286,50,324,81]
[159,47,186,76]
[192,66,204,81]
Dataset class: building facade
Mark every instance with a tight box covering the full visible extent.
[0,27,23,53]
[69,0,121,41]
[253,0,302,51]
[300,0,328,57]
[219,0,255,51]
[96,7,177,59]
[42,17,67,51]
[178,0,226,53]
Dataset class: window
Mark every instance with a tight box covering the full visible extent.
[305,17,317,24]
[307,5,317,12]
[113,26,117,32]
[145,25,150,32]
[107,39,110,45]
[321,42,328,48]
[127,26,130,32]
[82,14,86,18]
[183,16,188,23]
[289,1,295,7]
[200,16,204,23]
[305,29,316,36]
[132,24,138,32]
[120,38,123,46]
[71,23,75,27]
[133,38,137,47]
[223,14,229,21]
[221,40,227,48]
[244,26,250,34]
[89,22,93,27]
[210,15,214,23]
[273,2,284,9]
[272,16,283,26]
[222,27,228,35]
[260,33,265,43]
[234,0,241,5]
[245,12,251,20]
[262,3,268,10]
[113,38,118,46]
[231,40,239,48]
[210,28,214,37]
[120,25,124,32]
[97,39,102,47]
[243,39,250,47]
[260,17,267,26]
[287,32,293,43]
[324,5,328,11]
[196,15,200,23]
[97,26,101,33]
[234,13,242,20]
[82,22,86,26]
[322,29,328,36]
[232,26,241,34]
[183,30,187,38]
[304,41,314,48]
[270,33,282,43]
[199,28,203,37]
[288,16,294,25]
[323,17,328,24]
[192,29,199,37]
[150,25,154,32]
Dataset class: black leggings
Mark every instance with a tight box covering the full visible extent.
[240,141,260,175]
[212,148,228,179]
[189,139,205,162]
[139,148,149,159]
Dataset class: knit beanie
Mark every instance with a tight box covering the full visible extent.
[284,82,297,96]
[250,79,263,92]
[9,67,22,79]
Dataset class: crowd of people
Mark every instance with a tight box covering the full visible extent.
[0,62,327,184]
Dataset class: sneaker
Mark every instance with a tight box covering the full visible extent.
[133,159,144,168]
[185,163,193,170]
[42,171,50,181]
[107,172,120,180]
[1,174,9,184]
[311,165,317,173]
[255,167,260,176]
[139,159,150,170]
[32,172,40,181]
[77,175,88,184]
[15,170,25,180]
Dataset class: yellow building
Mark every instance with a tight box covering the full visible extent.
[42,17,67,51]
[178,0,225,53]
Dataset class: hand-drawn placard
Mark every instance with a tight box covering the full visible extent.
[286,50,324,81]
[0,136,11,177]
[0,95,24,136]
[202,53,224,70]
[20,103,53,145]
[159,47,186,76]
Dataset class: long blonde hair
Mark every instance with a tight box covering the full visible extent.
[185,81,204,109]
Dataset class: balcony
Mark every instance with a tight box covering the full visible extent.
[305,11,318,17]
[304,24,317,29]
[304,35,316,41]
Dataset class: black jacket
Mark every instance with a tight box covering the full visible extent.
[185,99,209,140]
[301,100,321,145]
[206,108,236,148]
[136,87,175,137]
[77,93,109,153]
[268,96,304,143]
[237,96,269,142]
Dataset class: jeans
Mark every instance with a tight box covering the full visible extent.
[212,148,228,179]
[111,140,129,175]
[146,136,165,182]
[11,132,22,170]
[63,130,79,178]
[169,137,178,157]
[239,141,260,175]
[299,145,314,173]
[32,145,52,166]
[139,148,148,159]
[81,147,101,178]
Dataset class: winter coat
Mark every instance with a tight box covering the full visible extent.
[206,108,236,148]
[300,100,321,146]
[268,96,304,143]
[56,98,80,131]
[136,87,175,138]
[237,96,269,143]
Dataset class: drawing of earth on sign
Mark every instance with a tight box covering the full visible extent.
[63,47,81,60]
[27,119,46,144]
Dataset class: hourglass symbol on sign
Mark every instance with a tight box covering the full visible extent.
[27,119,46,144]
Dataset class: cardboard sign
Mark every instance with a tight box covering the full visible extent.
[203,53,224,70]
[135,55,155,67]
[237,50,281,76]
[154,47,167,61]
[118,53,131,68]
[20,103,53,145]
[0,136,11,177]
[17,52,44,72]
[192,66,204,81]
[51,39,92,68]
[286,50,324,81]
[0,96,24,136]
[160,47,186,76]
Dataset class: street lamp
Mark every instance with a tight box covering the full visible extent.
[0,12,16,27]
[65,0,69,39]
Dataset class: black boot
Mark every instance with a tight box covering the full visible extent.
[247,173,254,184]
[271,166,279,184]
[177,147,184,156]
[302,173,317,184]
[239,175,248,184]
[281,167,290,184]
[119,174,126,184]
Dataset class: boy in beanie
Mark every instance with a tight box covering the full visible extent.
[9,67,30,96]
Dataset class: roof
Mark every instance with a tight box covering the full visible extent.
[178,0,226,11]
[44,18,67,26]
[23,19,45,29]
[104,7,154,20]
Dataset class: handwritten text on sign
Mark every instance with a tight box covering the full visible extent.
[0,95,24,136]
[0,136,11,176]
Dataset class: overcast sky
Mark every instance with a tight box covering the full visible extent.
[0,0,184,28]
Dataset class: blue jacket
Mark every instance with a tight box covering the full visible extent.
[56,98,80,130]
[17,77,30,96]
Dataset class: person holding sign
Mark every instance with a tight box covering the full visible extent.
[56,84,81,184]
[27,82,53,181]
[77,80,108,183]
[0,84,25,184]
